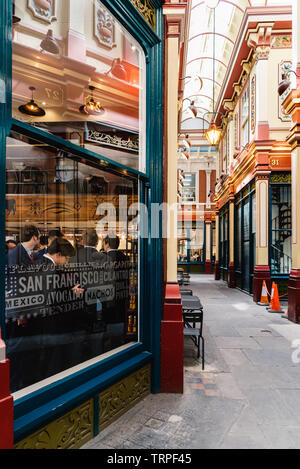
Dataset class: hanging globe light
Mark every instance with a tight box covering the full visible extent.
[79,86,105,115]
[18,86,46,117]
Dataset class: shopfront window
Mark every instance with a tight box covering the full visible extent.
[271,184,292,274]
[211,221,216,264]
[13,0,146,172]
[220,206,229,269]
[5,131,139,393]
[177,222,204,263]
[182,173,196,203]
[235,198,242,269]
[241,85,249,147]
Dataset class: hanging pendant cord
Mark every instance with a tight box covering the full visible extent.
[213,6,215,123]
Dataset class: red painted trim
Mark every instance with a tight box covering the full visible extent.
[252,265,271,303]
[160,283,184,393]
[205,260,212,275]
[189,32,234,45]
[0,360,13,449]
[214,260,220,280]
[228,262,235,288]
[186,56,228,69]
[288,270,300,324]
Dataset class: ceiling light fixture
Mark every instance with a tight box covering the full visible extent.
[79,86,105,115]
[13,1,21,23]
[205,2,222,146]
[18,86,46,117]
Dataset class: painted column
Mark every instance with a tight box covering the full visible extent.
[214,207,220,280]
[282,86,300,322]
[252,154,271,302]
[205,214,212,274]
[67,0,87,61]
[228,193,235,288]
[161,6,186,393]
[252,25,272,141]
[206,170,211,209]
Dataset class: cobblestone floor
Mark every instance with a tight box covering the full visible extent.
[83,275,300,449]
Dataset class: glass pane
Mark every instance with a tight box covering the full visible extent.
[252,192,256,268]
[272,186,292,230]
[182,173,196,203]
[271,231,292,274]
[211,221,216,263]
[236,204,241,269]
[5,131,139,393]
[13,0,146,172]
[243,198,250,242]
[190,222,204,262]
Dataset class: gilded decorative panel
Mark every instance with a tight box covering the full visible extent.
[271,35,292,49]
[130,0,156,30]
[271,173,291,184]
[15,399,94,449]
[99,364,151,431]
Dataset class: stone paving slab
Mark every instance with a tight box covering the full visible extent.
[214,336,262,350]
[83,275,300,450]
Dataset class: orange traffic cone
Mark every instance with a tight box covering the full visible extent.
[281,307,289,319]
[266,282,275,310]
[258,280,269,306]
[268,283,284,313]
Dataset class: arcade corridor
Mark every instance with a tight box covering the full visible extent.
[84,275,300,450]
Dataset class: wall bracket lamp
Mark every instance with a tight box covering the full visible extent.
[179,75,203,93]
[179,97,198,118]
[278,70,300,97]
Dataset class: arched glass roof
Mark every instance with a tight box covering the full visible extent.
[181,0,292,128]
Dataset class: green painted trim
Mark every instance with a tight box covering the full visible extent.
[0,0,12,337]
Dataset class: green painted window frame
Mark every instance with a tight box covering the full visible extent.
[1,0,164,442]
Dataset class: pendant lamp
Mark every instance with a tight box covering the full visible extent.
[79,86,105,115]
[18,87,46,117]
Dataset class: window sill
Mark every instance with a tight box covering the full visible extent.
[13,343,151,442]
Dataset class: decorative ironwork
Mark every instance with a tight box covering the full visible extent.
[99,364,151,431]
[85,122,139,152]
[95,1,116,49]
[279,61,292,122]
[15,400,94,449]
[27,0,57,24]
[130,0,156,30]
[271,173,291,184]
